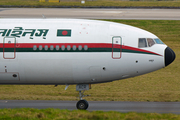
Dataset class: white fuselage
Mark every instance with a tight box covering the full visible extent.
[0,19,169,84]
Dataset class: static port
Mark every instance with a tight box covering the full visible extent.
[103,67,106,70]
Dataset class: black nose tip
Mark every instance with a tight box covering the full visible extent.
[165,47,176,67]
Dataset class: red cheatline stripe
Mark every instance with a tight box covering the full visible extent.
[122,46,162,56]
[0,43,112,48]
[0,43,162,56]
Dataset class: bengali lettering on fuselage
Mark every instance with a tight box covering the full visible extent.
[0,27,49,39]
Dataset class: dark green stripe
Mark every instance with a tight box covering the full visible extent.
[1,48,15,52]
[122,49,154,55]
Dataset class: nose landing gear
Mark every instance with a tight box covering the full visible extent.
[76,84,91,110]
[76,99,89,110]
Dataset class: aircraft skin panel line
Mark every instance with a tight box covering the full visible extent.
[0,18,176,110]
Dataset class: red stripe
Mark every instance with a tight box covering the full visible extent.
[122,46,162,56]
[0,43,112,48]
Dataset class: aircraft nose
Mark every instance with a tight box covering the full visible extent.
[165,47,176,67]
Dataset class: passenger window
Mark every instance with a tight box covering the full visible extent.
[56,45,59,50]
[147,38,155,47]
[78,45,82,50]
[84,45,88,50]
[73,45,76,51]
[61,45,65,51]
[138,38,147,48]
[33,45,37,50]
[154,38,164,44]
[44,45,48,50]
[50,45,54,51]
[39,45,42,50]
[67,45,71,51]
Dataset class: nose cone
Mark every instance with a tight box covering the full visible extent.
[165,47,176,67]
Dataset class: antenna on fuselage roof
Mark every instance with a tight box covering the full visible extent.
[42,14,46,19]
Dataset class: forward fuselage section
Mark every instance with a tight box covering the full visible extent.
[0,19,166,84]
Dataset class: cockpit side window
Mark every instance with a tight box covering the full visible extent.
[138,38,147,48]
[147,38,155,47]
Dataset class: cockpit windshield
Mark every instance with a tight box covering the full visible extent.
[138,38,164,48]
[154,38,164,44]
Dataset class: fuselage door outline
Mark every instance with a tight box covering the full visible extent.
[112,36,122,59]
[3,37,16,59]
